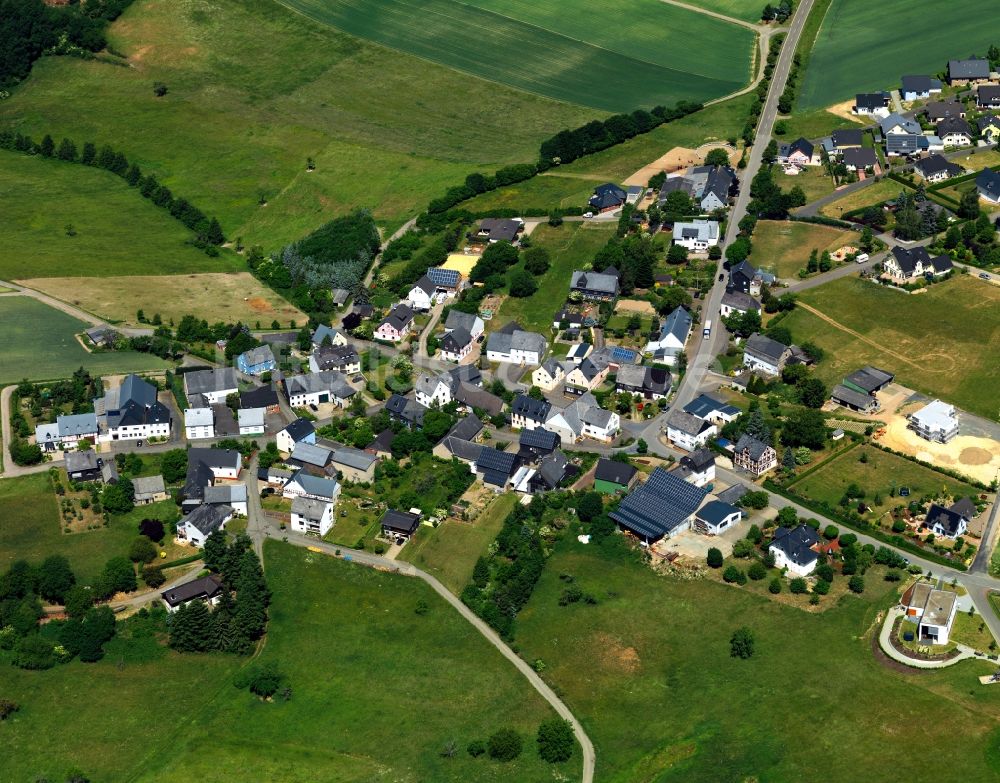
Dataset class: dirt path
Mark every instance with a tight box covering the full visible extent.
[795,302,927,372]
[656,0,763,30]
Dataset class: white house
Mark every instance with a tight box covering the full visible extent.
[769,525,819,576]
[543,394,619,444]
[183,368,238,405]
[532,359,565,392]
[405,275,436,312]
[672,220,720,252]
[936,117,973,147]
[309,343,361,374]
[909,400,959,443]
[486,327,547,365]
[177,504,233,548]
[34,412,99,452]
[374,304,415,342]
[683,394,742,426]
[184,407,215,440]
[415,372,453,408]
[903,582,958,645]
[900,75,942,102]
[742,333,791,376]
[924,503,969,539]
[510,394,551,430]
[719,290,760,319]
[285,371,356,409]
[666,410,717,451]
[694,500,742,535]
[94,374,171,442]
[439,327,474,362]
[290,496,334,536]
[276,418,316,455]
[674,448,716,487]
[644,306,692,365]
[203,483,248,517]
[160,574,225,613]
[237,407,265,436]
[283,471,340,503]
[884,246,953,280]
[311,324,348,349]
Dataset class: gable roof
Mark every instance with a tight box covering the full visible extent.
[696,500,741,526]
[595,458,637,486]
[445,309,480,333]
[734,433,772,461]
[855,91,889,110]
[925,503,966,535]
[512,394,551,421]
[382,509,421,534]
[667,410,714,437]
[936,116,972,136]
[537,450,569,488]
[291,495,331,519]
[185,368,238,396]
[454,383,504,416]
[475,446,519,476]
[924,99,965,120]
[659,306,693,343]
[410,274,436,297]
[65,450,99,473]
[282,417,315,443]
[831,128,864,147]
[240,385,279,409]
[132,475,166,499]
[184,503,232,536]
[683,393,741,420]
[949,58,990,80]
[782,137,814,158]
[477,218,522,242]
[844,366,894,393]
[949,497,977,520]
[589,183,627,209]
[238,345,275,367]
[721,289,761,312]
[440,327,472,353]
[842,148,879,169]
[427,267,462,288]
[311,324,342,345]
[610,467,709,541]
[901,75,940,93]
[331,447,377,472]
[915,154,963,178]
[161,574,224,608]
[680,448,715,473]
[519,427,560,451]
[437,436,483,463]
[290,441,332,467]
[285,371,355,399]
[879,113,921,135]
[770,525,819,567]
[885,133,929,155]
[744,333,789,364]
[57,412,98,437]
[379,303,415,332]
[291,471,339,500]
[977,168,1000,198]
[571,270,619,296]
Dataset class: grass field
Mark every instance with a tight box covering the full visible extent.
[401,493,517,594]
[779,164,838,202]
[682,0,764,21]
[0,150,242,280]
[751,219,855,278]
[798,0,1000,108]
[20,273,307,328]
[819,178,903,218]
[515,540,1000,782]
[461,174,601,214]
[276,0,754,111]
[0,297,169,383]
[782,276,1000,420]
[789,444,980,513]
[493,222,616,334]
[0,0,599,246]
[0,474,180,584]
[778,108,867,140]
[134,542,578,782]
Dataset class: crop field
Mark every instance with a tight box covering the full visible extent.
[782,276,1000,420]
[682,0,764,21]
[0,0,597,247]
[0,151,241,280]
[0,297,169,383]
[19,272,307,328]
[751,219,855,278]
[798,0,999,108]
[516,540,1000,782]
[275,0,755,111]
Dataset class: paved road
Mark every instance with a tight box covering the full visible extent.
[972,497,1000,576]
[416,302,445,359]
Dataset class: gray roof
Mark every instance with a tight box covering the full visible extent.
[161,574,224,608]
[668,410,713,437]
[382,509,421,534]
[659,306,693,343]
[512,394,551,421]
[702,166,734,204]
[696,500,741,526]
[615,363,648,390]
[744,333,789,364]
[915,154,962,178]
[571,270,619,296]
[537,450,569,487]
[680,448,715,473]
[843,148,878,169]
[332,447,377,472]
[312,324,342,345]
[55,412,98,438]
[844,366,893,393]
[781,137,814,159]
[683,393,741,420]
[977,168,1000,198]
[716,484,748,505]
[901,75,940,93]
[285,371,355,399]
[937,117,972,136]
[187,447,242,472]
[311,343,359,371]
[410,274,436,296]
[291,495,330,519]
[924,100,965,121]
[203,483,248,505]
[831,384,876,409]
[380,303,415,331]
[673,219,719,242]
[282,418,315,442]
[949,58,990,80]
[132,475,166,499]
[65,450,99,473]
[184,368,238,396]
[885,134,928,155]
[595,458,637,486]
[184,503,233,536]
[721,290,760,312]
[770,525,819,567]
[734,434,772,462]
[519,427,561,451]
[291,441,332,467]
[925,503,966,536]
[477,218,522,242]
[582,406,614,429]
[291,471,339,500]
[610,467,709,541]
[512,330,547,354]
[445,309,479,333]
[447,414,483,442]
[949,497,976,519]
[454,383,504,415]
[879,113,921,135]
[437,436,483,463]
[238,345,275,367]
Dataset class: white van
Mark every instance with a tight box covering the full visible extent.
[855,253,869,263]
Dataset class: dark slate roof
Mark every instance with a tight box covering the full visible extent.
[977,115,1000,132]
[915,154,962,178]
[949,58,990,80]
[832,384,876,409]
[782,137,814,158]
[936,117,972,136]
[512,394,551,421]
[161,574,225,608]
[610,468,709,541]
[445,309,479,332]
[901,75,940,93]
[744,333,789,364]
[845,366,894,393]
[716,484,748,505]
[770,525,819,567]
[536,450,569,488]
[734,434,771,462]
[184,503,232,535]
[571,270,619,295]
[891,246,951,275]
[448,364,482,387]
[589,183,627,210]
[729,259,757,284]
[594,458,637,486]
[440,327,472,353]
[949,497,977,519]
[977,168,1000,199]
[924,99,965,121]
[683,393,741,420]
[475,447,519,477]
[855,91,889,110]
[978,85,1000,105]
[282,418,316,443]
[382,509,421,534]
[680,448,715,473]
[843,148,878,169]
[312,343,360,371]
[702,166,734,204]
[831,128,864,147]
[519,428,560,451]
[368,428,396,454]
[477,218,522,242]
[385,394,424,425]
[447,414,483,442]
[696,500,741,526]
[437,436,483,463]
[65,450,99,474]
[454,384,504,416]
[925,503,966,536]
[240,385,279,409]
[668,410,714,437]
[380,303,415,331]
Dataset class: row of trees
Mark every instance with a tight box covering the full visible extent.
[0,129,225,253]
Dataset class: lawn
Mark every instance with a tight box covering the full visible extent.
[750,219,855,278]
[0,150,242,280]
[0,0,598,246]
[515,539,1000,782]
[134,541,579,782]
[0,297,169,383]
[819,178,904,218]
[401,493,517,594]
[20,272,306,328]
[0,473,181,584]
[778,108,867,140]
[493,222,616,334]
[950,610,997,653]
[783,276,1000,420]
[797,0,999,108]
[788,444,980,516]
[461,174,601,215]
[276,0,755,111]
[779,164,837,203]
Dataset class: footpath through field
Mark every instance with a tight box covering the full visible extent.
[794,301,925,371]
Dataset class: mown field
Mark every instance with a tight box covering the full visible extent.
[0,297,169,383]
[275,0,755,111]
[819,178,904,218]
[0,150,241,280]
[516,540,1000,782]
[783,276,1000,420]
[135,542,578,782]
[797,0,1000,108]
[0,0,597,247]
[751,219,855,278]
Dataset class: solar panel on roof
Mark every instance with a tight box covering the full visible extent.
[611,347,638,361]
[427,267,460,286]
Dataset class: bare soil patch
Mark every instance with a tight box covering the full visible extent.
[592,632,641,673]
[615,298,656,315]
[825,99,866,123]
[622,143,739,187]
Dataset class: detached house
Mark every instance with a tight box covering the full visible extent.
[161,574,225,613]
[485,324,547,365]
[643,306,692,364]
[936,117,973,147]
[977,115,1000,143]
[977,168,1000,203]
[610,467,709,545]
[769,525,819,576]
[594,458,638,494]
[674,448,716,487]
[385,394,425,429]
[728,260,760,296]
[474,447,521,491]
[589,183,627,213]
[948,58,990,85]
[842,148,879,173]
[35,412,98,452]
[276,418,316,455]
[910,400,959,443]
[699,166,735,211]
[290,496,334,536]
[720,290,761,318]
[532,358,565,392]
[564,357,610,395]
[475,217,523,244]
[65,451,102,482]
[439,327,474,362]
[94,374,171,442]
[853,91,890,116]
[181,447,242,513]
[236,345,276,377]
[184,407,215,440]
[900,75,942,102]
[732,434,777,476]
[184,368,238,405]
[374,304,415,343]
[671,219,720,252]
[924,100,966,122]
[884,246,953,280]
[778,137,818,167]
[285,371,356,408]
[977,85,1000,110]
[309,343,361,374]
[614,364,671,399]
[444,309,484,341]
[914,154,963,182]
[405,275,436,311]
[311,324,348,349]
[924,503,969,540]
[902,582,958,646]
[683,393,741,426]
[570,269,619,301]
[426,267,463,297]
[666,410,717,452]
[381,509,422,541]
[543,393,619,444]
[178,504,233,548]
[742,333,791,376]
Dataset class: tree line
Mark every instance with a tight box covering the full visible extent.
[0,128,225,254]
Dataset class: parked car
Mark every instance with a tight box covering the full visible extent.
[136,440,143,447]
[980,272,991,280]
[309,403,318,412]
[855,253,869,263]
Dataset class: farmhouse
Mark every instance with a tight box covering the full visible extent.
[610,467,709,545]
[909,399,959,443]
[94,374,171,442]
[34,412,98,452]
[884,246,953,280]
[643,306,692,364]
[444,309,484,341]
[977,169,1000,203]
[589,183,627,213]
[614,364,671,399]
[742,333,791,376]
[769,525,819,576]
[290,496,334,536]
[311,324,347,349]
[475,218,523,244]
[914,154,963,182]
[178,504,233,547]
[65,450,102,482]
[439,327,474,362]
[853,91,890,116]
[720,290,761,318]
[594,458,638,494]
[309,343,361,374]
[683,393,741,426]
[236,345,276,376]
[485,324,547,365]
[564,356,610,395]
[160,574,225,613]
[132,475,168,505]
[673,448,716,487]
[374,304,415,342]
[381,509,421,541]
[694,500,742,536]
[936,117,973,147]
[284,371,356,408]
[184,368,238,405]
[570,269,619,301]
[671,219,720,252]
[666,410,717,452]
[900,75,942,102]
[732,434,777,476]
[778,137,818,167]
[184,407,215,440]
[532,358,565,392]
[924,503,969,540]
[903,582,959,645]
[948,58,990,85]
[276,418,316,455]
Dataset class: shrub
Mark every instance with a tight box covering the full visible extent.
[812,579,830,595]
[536,719,575,763]
[848,575,865,594]
[789,578,807,594]
[13,636,56,670]
[723,566,746,584]
[730,626,754,659]
[488,728,523,761]
[141,565,165,587]
[706,547,724,568]
[732,539,756,559]
[815,563,834,582]
[822,525,839,540]
[884,570,902,582]
[748,562,767,581]
[467,740,486,758]
[246,662,284,698]
[128,536,158,563]
[768,578,781,594]
[139,518,166,542]
[0,699,19,721]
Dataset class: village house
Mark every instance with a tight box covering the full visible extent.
[672,448,716,487]
[566,343,592,364]
[285,371,356,409]
[311,324,348,349]
[532,358,565,392]
[184,368,238,405]
[203,483,248,517]
[180,447,242,514]
[610,468,709,545]
[884,246,953,280]
[948,58,990,85]
[276,418,316,455]
[290,496,334,536]
[694,500,742,536]
[178,504,233,547]
[94,374,171,443]
[593,458,638,495]
[65,450,102,482]
[936,117,973,147]
[309,343,361,374]
[237,407,265,436]
[132,475,169,505]
[614,364,671,400]
[184,407,215,440]
[517,427,561,461]
[769,525,819,576]
[900,75,942,102]
[564,356,610,395]
[475,217,523,244]
[700,166,735,212]
[742,333,792,376]
[902,582,958,645]
[683,393,741,426]
[381,509,422,541]
[977,115,1000,143]
[728,260,760,296]
[719,289,761,318]
[330,447,378,483]
[543,393,619,444]
[977,85,1000,110]
[283,471,340,503]
[589,183,627,213]
[385,394,425,429]
[236,345,276,377]
[374,304,415,343]
[485,323,547,365]
[924,503,969,540]
[977,169,1000,203]
[444,309,484,341]
[913,154,963,183]
[778,137,819,167]
[474,447,522,491]
[161,574,225,613]
[288,441,332,474]
[842,148,879,173]
[732,434,777,476]
[570,269,619,301]
[671,219,720,252]
[924,99,966,122]
[239,385,280,414]
[510,394,551,430]
[644,306,692,364]
[426,267,463,297]
[666,410,717,451]
[405,275,437,312]
[34,412,99,452]
[439,327,474,362]
[513,449,571,495]
[853,91,891,116]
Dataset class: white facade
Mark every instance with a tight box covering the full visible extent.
[179,509,233,548]
[107,421,171,443]
[910,400,959,443]
[666,422,717,452]
[290,499,334,536]
[237,408,265,436]
[581,412,620,443]
[184,408,215,441]
[742,353,782,377]
[415,376,453,408]
[672,220,720,252]
[769,544,816,577]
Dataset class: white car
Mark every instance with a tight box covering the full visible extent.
[583,211,594,218]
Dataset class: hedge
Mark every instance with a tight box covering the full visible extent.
[789,214,854,229]
[159,553,203,569]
